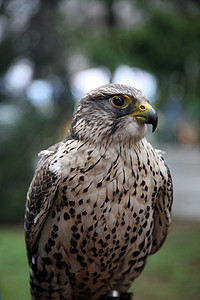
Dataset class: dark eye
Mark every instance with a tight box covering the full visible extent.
[110,96,128,109]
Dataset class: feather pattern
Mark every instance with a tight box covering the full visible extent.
[24,83,173,300]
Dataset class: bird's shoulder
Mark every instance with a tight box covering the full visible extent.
[136,139,173,254]
[25,138,84,256]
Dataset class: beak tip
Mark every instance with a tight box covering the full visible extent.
[152,126,156,133]
[152,115,158,132]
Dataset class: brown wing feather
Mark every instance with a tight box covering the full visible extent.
[24,147,61,260]
[151,162,173,254]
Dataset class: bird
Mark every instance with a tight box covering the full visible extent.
[24,83,173,300]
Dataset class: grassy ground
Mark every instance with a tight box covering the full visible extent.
[0,226,30,300]
[130,219,200,300]
[0,219,199,300]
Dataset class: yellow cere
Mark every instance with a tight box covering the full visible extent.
[139,103,150,112]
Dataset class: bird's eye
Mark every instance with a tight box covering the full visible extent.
[110,96,128,109]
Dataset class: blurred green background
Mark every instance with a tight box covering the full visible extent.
[0,0,200,299]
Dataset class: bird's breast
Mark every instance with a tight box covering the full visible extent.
[35,140,165,297]
[53,144,158,260]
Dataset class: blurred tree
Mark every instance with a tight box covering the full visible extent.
[0,0,73,222]
[85,0,200,116]
[0,0,200,223]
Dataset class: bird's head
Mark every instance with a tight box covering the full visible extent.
[68,84,158,146]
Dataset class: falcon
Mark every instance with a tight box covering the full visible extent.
[25,83,173,300]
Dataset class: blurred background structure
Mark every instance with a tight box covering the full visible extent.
[0,0,200,299]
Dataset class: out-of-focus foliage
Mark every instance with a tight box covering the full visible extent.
[84,2,200,118]
[0,0,74,222]
[0,0,200,222]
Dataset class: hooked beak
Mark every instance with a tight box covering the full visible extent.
[130,102,158,132]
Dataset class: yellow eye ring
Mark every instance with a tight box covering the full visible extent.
[139,103,150,112]
[110,95,129,109]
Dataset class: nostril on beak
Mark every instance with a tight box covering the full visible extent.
[139,103,149,112]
